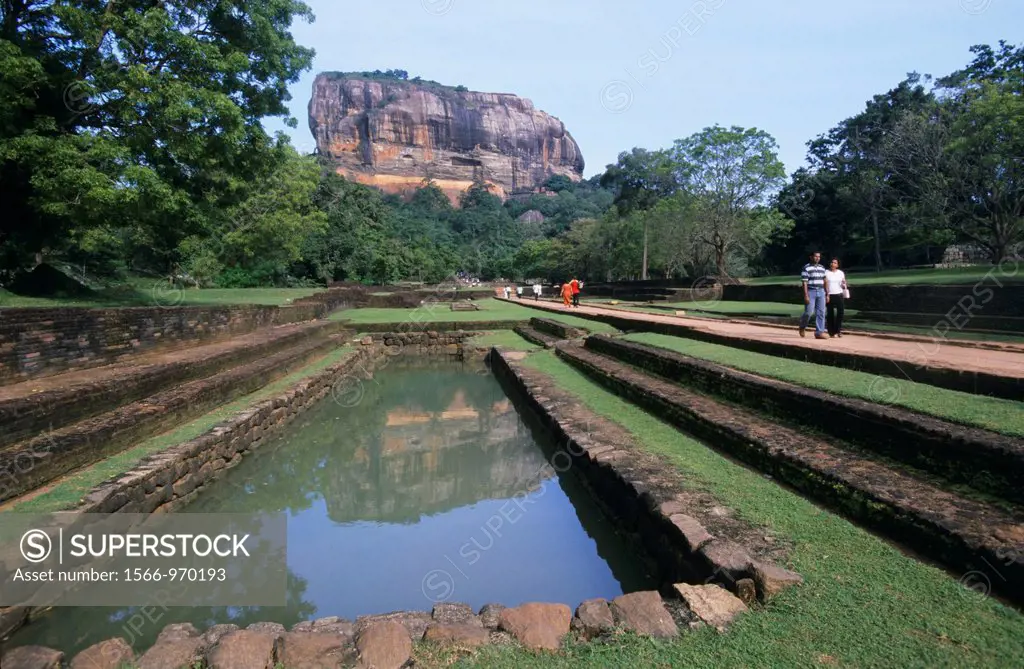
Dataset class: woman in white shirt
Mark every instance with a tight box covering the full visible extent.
[825,258,848,338]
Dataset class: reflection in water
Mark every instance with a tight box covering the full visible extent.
[6,359,653,656]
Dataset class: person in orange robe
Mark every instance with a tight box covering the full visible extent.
[560,282,573,307]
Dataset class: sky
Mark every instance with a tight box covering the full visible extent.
[264,0,1021,180]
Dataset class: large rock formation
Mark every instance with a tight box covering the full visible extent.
[309,73,585,204]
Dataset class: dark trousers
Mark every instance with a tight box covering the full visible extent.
[572,293,579,307]
[827,293,845,335]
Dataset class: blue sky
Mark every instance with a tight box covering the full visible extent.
[265,0,1020,179]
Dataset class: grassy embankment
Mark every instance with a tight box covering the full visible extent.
[0,282,319,308]
[413,347,1024,668]
[2,347,357,514]
[620,333,1024,437]
[333,297,619,334]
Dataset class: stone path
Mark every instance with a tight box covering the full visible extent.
[511,298,1024,381]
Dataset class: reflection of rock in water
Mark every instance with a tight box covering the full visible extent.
[324,391,551,524]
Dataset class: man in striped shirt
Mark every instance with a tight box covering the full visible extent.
[799,251,829,339]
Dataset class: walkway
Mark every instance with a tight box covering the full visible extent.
[510,298,1024,385]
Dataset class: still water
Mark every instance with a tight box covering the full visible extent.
[7,358,653,655]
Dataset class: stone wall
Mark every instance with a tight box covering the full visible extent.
[555,341,1024,605]
[0,304,325,384]
[488,347,801,601]
[568,312,1023,400]
[585,334,1024,504]
[357,330,478,353]
[722,281,1024,318]
[530,317,588,340]
[351,320,527,333]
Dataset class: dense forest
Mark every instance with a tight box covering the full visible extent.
[0,0,1020,290]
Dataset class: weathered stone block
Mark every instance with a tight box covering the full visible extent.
[498,602,571,650]
[609,591,678,638]
[674,583,748,630]
[355,621,411,669]
[70,638,134,669]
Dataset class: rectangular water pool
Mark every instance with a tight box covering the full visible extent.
[6,358,654,656]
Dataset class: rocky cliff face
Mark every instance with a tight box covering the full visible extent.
[309,74,585,204]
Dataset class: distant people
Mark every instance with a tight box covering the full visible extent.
[516,285,523,299]
[825,258,848,338]
[570,277,581,308]
[533,283,542,301]
[798,251,828,339]
[503,285,510,299]
[561,282,573,308]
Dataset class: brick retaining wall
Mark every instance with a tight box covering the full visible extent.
[0,304,325,384]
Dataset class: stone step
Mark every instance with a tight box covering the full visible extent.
[529,317,589,340]
[512,325,561,349]
[0,333,347,504]
[0,320,347,449]
[585,334,1024,505]
[555,342,1024,605]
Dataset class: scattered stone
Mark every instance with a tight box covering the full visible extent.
[658,499,688,517]
[312,617,355,641]
[356,611,431,640]
[208,630,279,669]
[478,603,506,629]
[137,638,206,669]
[609,591,678,638]
[291,620,315,633]
[70,638,134,669]
[432,602,477,625]
[246,621,286,638]
[735,578,758,606]
[202,624,240,646]
[356,621,412,669]
[1,646,64,669]
[669,514,714,552]
[280,632,350,669]
[155,622,201,643]
[752,561,804,600]
[573,598,615,639]
[498,602,571,650]
[361,336,373,345]
[700,539,754,581]
[674,583,748,630]
[422,623,491,647]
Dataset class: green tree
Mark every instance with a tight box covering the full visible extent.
[599,148,677,278]
[668,125,790,277]
[884,43,1024,262]
[0,0,315,277]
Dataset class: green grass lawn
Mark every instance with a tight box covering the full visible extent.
[744,266,1014,286]
[426,350,1024,668]
[2,346,356,514]
[621,333,1024,437]
[333,298,619,334]
[0,283,320,308]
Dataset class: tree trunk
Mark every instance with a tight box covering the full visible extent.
[641,220,649,280]
[715,244,727,277]
[871,207,882,271]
